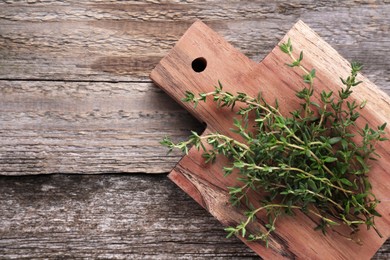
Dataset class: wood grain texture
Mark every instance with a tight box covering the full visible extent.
[0,174,388,260]
[0,174,258,259]
[151,20,390,259]
[0,1,389,176]
[0,1,389,86]
[0,0,389,258]
[0,80,202,175]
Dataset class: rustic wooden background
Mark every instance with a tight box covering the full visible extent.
[0,1,389,259]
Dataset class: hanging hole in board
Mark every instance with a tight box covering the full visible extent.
[192,57,207,73]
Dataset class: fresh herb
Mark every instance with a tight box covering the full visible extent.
[161,39,387,245]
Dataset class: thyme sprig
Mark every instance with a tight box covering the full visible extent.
[161,39,387,245]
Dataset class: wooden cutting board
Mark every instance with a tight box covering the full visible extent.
[150,20,390,259]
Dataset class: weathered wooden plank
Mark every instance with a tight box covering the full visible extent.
[0,1,389,86]
[0,174,388,259]
[0,81,202,175]
[0,174,256,259]
[1,6,390,176]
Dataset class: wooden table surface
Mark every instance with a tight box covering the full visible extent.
[0,1,389,259]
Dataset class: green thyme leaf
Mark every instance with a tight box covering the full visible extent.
[162,39,386,246]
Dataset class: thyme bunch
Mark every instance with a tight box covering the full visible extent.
[161,39,387,245]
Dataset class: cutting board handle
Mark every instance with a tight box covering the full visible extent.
[150,20,258,130]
